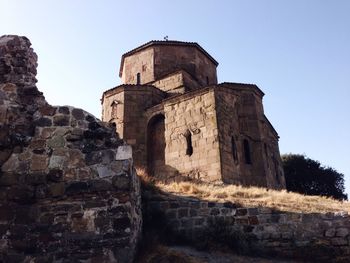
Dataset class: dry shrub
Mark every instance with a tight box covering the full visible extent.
[213,191,228,199]
[179,183,191,193]
[190,185,206,196]
[136,167,159,193]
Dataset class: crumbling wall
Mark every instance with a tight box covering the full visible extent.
[0,35,141,262]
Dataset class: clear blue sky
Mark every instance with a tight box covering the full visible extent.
[1,0,350,195]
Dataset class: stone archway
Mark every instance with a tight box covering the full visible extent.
[147,114,166,176]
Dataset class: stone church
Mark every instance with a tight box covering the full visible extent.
[101,40,285,189]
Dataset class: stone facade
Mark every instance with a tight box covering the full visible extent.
[145,195,350,262]
[102,40,285,189]
[0,35,141,262]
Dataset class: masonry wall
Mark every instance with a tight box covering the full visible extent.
[121,47,154,85]
[163,89,222,181]
[146,196,350,262]
[215,84,285,188]
[0,35,142,263]
[214,88,242,184]
[154,45,217,87]
[215,86,264,186]
[101,89,125,137]
[102,85,166,167]
[151,70,202,95]
[151,71,186,94]
[260,120,286,189]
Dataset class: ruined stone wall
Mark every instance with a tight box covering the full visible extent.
[163,89,221,181]
[146,195,350,262]
[121,47,154,85]
[0,35,141,263]
[154,45,217,87]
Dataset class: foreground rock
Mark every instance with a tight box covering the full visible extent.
[0,35,141,262]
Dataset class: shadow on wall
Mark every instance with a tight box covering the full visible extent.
[139,183,350,263]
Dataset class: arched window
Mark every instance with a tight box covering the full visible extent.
[136,73,141,84]
[184,130,193,156]
[231,136,238,164]
[243,139,252,164]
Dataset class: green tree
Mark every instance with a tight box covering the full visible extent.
[282,154,347,200]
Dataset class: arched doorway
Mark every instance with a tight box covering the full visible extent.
[147,114,165,176]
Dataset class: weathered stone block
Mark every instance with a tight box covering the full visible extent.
[49,182,65,197]
[178,208,189,218]
[48,155,65,169]
[236,208,248,216]
[325,228,336,237]
[35,117,52,127]
[53,115,70,126]
[116,145,132,160]
[72,108,84,120]
[336,228,349,237]
[90,179,113,192]
[189,209,198,217]
[235,218,249,225]
[223,201,238,209]
[65,181,89,195]
[1,155,19,172]
[165,209,177,219]
[248,208,259,216]
[181,218,193,228]
[112,174,130,191]
[47,135,65,148]
[331,237,348,246]
[210,208,220,216]
[39,105,57,116]
[58,106,70,115]
[248,216,259,225]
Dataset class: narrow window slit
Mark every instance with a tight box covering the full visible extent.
[243,139,252,164]
[231,136,238,164]
[136,73,141,84]
[184,130,193,156]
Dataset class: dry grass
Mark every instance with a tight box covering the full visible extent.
[136,168,350,214]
